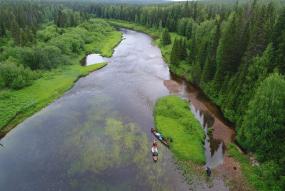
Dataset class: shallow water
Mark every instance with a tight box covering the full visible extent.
[86,53,105,66]
[0,29,230,191]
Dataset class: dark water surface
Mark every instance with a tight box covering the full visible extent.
[0,29,229,191]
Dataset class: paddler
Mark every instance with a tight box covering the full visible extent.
[152,140,158,156]
[151,128,163,141]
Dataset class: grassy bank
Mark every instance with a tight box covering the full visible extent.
[227,144,274,191]
[0,62,106,135]
[0,21,122,135]
[154,96,205,164]
[85,26,122,57]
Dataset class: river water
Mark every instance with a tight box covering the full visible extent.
[86,54,105,66]
[0,29,231,191]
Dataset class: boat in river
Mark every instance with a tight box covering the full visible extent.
[151,146,158,162]
[151,128,170,147]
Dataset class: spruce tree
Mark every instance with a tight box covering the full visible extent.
[0,23,6,38]
[161,29,171,46]
[272,8,285,74]
[170,38,180,66]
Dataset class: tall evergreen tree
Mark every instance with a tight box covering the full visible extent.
[170,38,180,66]
[272,8,285,74]
[0,23,6,38]
[161,28,171,46]
[214,12,248,88]
[201,21,220,82]
[170,38,187,66]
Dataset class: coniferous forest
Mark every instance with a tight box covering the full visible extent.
[0,0,285,190]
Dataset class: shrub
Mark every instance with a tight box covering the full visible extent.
[37,25,60,42]
[20,45,66,70]
[0,61,38,89]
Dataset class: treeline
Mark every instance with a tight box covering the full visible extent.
[74,0,285,189]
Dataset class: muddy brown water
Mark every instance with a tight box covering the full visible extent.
[0,29,233,191]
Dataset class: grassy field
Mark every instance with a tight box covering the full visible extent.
[154,96,205,164]
[0,27,122,134]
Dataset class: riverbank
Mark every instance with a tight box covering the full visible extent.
[0,62,106,137]
[154,96,208,185]
[108,19,265,191]
[0,28,122,137]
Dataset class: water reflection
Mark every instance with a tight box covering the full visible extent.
[190,104,225,168]
[86,54,105,66]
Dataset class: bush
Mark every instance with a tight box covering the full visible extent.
[0,61,38,89]
[37,25,60,42]
[46,27,90,55]
[20,45,66,70]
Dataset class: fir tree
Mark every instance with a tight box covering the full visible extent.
[272,8,285,74]
[170,38,180,65]
[161,29,171,46]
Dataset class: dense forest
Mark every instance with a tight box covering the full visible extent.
[0,0,284,190]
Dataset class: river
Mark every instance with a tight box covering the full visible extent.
[0,29,233,191]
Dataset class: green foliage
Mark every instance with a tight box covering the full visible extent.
[170,38,187,66]
[19,45,66,70]
[228,144,284,191]
[272,8,285,74]
[177,18,193,39]
[235,45,274,120]
[238,73,285,190]
[36,24,60,42]
[0,61,38,89]
[215,12,247,85]
[55,8,86,28]
[238,73,285,161]
[49,29,86,55]
[154,96,205,164]
[161,29,171,46]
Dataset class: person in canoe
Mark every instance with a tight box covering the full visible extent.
[151,140,158,162]
[151,128,169,147]
[151,128,163,141]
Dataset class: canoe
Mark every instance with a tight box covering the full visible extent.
[152,147,158,162]
[151,129,170,147]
